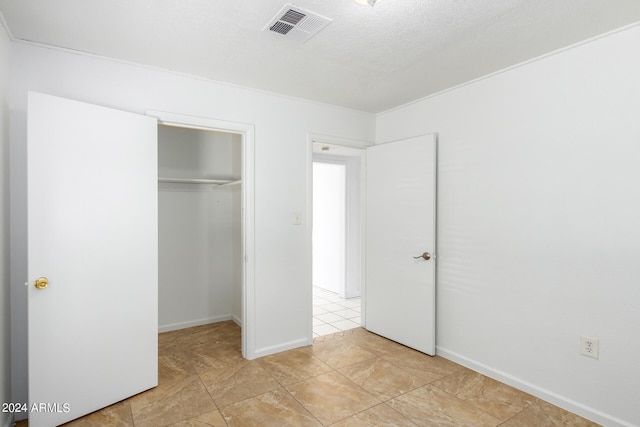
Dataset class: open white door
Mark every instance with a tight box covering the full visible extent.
[27,92,158,426]
[365,134,436,355]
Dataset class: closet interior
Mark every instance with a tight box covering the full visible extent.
[157,124,242,333]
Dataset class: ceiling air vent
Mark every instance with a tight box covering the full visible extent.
[264,4,332,43]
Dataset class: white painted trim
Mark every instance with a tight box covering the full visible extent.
[231,313,242,327]
[358,151,367,327]
[305,136,315,345]
[2,413,14,427]
[241,126,256,360]
[309,132,373,149]
[146,110,253,136]
[0,11,15,41]
[436,346,635,427]
[254,338,311,359]
[145,109,257,360]
[158,315,232,333]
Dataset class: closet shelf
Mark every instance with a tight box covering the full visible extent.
[158,177,241,192]
[158,177,232,185]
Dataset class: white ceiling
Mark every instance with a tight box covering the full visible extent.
[1,0,639,113]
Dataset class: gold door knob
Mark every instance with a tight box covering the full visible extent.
[34,277,49,290]
[413,252,431,261]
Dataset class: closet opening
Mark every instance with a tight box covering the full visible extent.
[148,109,256,358]
[158,124,242,335]
[148,110,255,358]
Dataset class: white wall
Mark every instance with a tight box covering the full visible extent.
[9,43,374,409]
[312,161,346,295]
[158,126,241,331]
[311,148,364,299]
[377,24,640,427]
[0,17,11,427]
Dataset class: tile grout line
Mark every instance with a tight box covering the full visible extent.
[258,354,332,427]
[195,373,225,424]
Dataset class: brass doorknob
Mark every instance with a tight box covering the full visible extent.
[413,252,431,261]
[34,277,48,290]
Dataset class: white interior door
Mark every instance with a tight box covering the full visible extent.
[365,134,437,355]
[27,92,158,426]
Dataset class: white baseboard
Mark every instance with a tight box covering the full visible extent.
[231,313,242,327]
[436,346,634,427]
[2,413,13,427]
[253,337,309,359]
[158,315,232,333]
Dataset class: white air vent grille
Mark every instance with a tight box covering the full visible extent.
[296,15,327,33]
[264,4,332,43]
[270,21,294,35]
[280,9,306,25]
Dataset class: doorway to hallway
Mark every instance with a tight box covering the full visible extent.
[311,141,365,337]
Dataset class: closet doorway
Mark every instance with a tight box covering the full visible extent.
[158,125,241,329]
[311,140,365,337]
[149,110,256,359]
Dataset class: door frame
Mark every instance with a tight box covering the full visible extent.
[147,110,256,359]
[307,133,370,342]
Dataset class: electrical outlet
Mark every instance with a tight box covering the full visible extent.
[581,336,599,359]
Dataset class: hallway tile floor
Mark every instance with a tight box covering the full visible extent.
[21,320,601,426]
[313,286,361,338]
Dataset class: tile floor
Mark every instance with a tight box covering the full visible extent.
[313,286,361,338]
[17,320,601,427]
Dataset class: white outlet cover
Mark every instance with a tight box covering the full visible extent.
[580,336,599,359]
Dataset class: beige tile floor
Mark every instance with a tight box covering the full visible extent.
[18,321,600,426]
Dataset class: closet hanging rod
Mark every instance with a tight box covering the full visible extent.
[158,177,232,185]
[212,180,242,189]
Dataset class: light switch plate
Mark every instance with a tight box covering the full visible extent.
[293,211,302,225]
